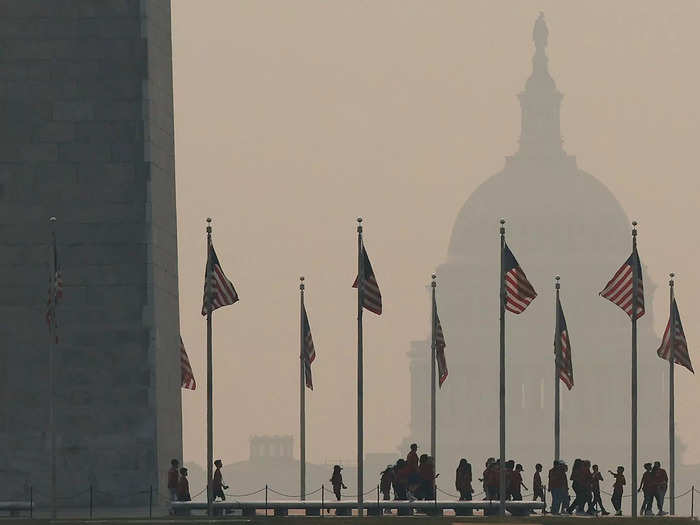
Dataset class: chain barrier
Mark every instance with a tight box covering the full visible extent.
[224,487,266,498]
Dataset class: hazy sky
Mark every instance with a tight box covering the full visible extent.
[171,1,700,468]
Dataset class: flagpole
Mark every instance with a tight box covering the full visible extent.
[669,273,675,515]
[631,221,638,518]
[49,216,57,519]
[300,276,306,501]
[430,274,437,496]
[206,218,214,517]
[498,218,506,517]
[554,276,561,462]
[356,217,364,512]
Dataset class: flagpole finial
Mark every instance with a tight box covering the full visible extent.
[431,273,436,288]
[206,217,212,234]
[357,217,362,233]
[669,273,674,288]
[555,275,560,290]
[300,276,305,291]
[632,220,638,236]
[499,218,505,235]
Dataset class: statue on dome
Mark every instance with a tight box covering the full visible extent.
[533,12,548,50]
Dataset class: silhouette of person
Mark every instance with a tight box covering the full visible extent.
[330,465,346,501]
[455,459,473,501]
[653,461,668,515]
[512,464,527,501]
[212,459,228,501]
[168,459,179,502]
[380,465,395,500]
[177,467,191,502]
[589,464,609,515]
[639,462,654,515]
[609,466,625,516]
[533,463,546,513]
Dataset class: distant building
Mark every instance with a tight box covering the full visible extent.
[403,14,670,500]
[250,435,294,460]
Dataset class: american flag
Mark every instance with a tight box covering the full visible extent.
[657,299,693,374]
[201,243,239,315]
[46,233,63,342]
[352,244,382,315]
[555,296,574,390]
[503,243,537,314]
[435,308,448,387]
[180,336,196,390]
[599,249,645,319]
[302,303,316,390]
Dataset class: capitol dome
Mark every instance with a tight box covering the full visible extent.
[404,15,667,495]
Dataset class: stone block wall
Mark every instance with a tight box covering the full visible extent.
[0,0,181,505]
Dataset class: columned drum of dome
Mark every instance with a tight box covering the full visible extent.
[404,14,666,498]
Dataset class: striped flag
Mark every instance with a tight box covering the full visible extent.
[46,233,63,342]
[201,243,239,315]
[302,304,316,390]
[352,245,382,315]
[435,309,448,387]
[657,299,693,374]
[503,243,537,314]
[555,296,574,390]
[599,249,645,319]
[180,336,196,390]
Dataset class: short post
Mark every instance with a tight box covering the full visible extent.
[89,484,93,519]
[691,485,694,518]
[149,485,153,519]
[321,484,324,515]
[265,484,268,517]
[29,486,33,518]
[377,485,380,515]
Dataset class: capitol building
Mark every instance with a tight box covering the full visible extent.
[402,14,669,484]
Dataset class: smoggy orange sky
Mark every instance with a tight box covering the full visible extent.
[170,1,700,468]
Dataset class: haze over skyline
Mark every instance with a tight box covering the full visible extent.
[171,1,700,470]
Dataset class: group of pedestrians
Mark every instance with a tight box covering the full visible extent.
[639,461,669,516]
[548,459,616,515]
[375,444,438,502]
[167,458,229,509]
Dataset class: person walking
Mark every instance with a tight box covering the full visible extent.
[167,459,180,515]
[176,467,191,502]
[639,462,654,515]
[653,461,668,516]
[548,460,566,514]
[330,465,347,501]
[609,466,625,516]
[455,459,473,501]
[212,459,228,501]
[589,464,609,515]
[533,463,547,514]
[380,465,395,500]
